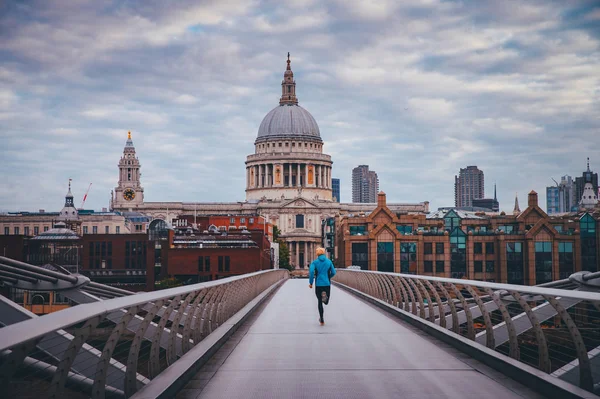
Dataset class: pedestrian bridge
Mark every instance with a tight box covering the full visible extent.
[0,257,599,398]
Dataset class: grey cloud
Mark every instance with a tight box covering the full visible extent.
[1,0,599,213]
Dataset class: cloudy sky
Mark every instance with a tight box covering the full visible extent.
[1,0,599,213]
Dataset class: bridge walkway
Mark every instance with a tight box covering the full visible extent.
[176,279,545,399]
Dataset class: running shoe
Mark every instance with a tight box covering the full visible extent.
[321,290,329,305]
[319,317,324,325]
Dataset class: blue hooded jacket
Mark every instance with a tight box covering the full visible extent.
[309,254,336,287]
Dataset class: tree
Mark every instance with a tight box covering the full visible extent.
[278,240,292,271]
[273,225,281,241]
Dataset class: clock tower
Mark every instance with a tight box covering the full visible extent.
[112,131,144,210]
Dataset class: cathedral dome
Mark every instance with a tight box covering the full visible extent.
[256,104,321,143]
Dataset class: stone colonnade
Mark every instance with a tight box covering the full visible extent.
[288,240,320,269]
[247,163,331,190]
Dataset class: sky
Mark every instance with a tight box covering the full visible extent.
[1,0,599,213]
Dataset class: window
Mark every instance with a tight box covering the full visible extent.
[535,241,553,284]
[424,242,432,254]
[444,210,461,231]
[396,225,413,235]
[44,226,49,232]
[486,261,495,272]
[350,225,366,236]
[558,242,574,279]
[400,242,417,274]
[89,242,94,256]
[296,214,304,228]
[424,261,433,273]
[474,261,483,272]
[218,256,224,272]
[24,226,29,236]
[230,218,235,225]
[205,256,210,272]
[249,218,254,224]
[83,226,88,234]
[108,242,112,256]
[107,259,112,269]
[352,243,369,270]
[506,242,524,284]
[435,242,444,254]
[105,226,109,234]
[14,227,19,235]
[95,242,100,256]
[554,225,563,233]
[116,226,120,234]
[498,225,516,234]
[377,242,394,272]
[580,214,597,272]
[485,242,494,254]
[450,228,467,278]
[240,218,245,224]
[4,227,8,235]
[225,256,230,272]
[198,256,204,272]
[34,226,39,235]
[474,243,482,254]
[92,226,98,234]
[101,242,106,257]
[436,261,445,273]
[125,241,130,256]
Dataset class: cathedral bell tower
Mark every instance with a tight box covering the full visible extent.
[113,131,144,210]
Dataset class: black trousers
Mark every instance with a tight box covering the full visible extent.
[315,285,331,320]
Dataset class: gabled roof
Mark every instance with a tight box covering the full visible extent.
[368,223,402,240]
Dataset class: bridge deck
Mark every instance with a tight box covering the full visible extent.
[178,279,544,399]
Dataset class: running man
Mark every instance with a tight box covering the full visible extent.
[309,247,336,325]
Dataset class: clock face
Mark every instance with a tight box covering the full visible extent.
[123,188,135,201]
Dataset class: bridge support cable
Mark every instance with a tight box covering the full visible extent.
[0,270,288,398]
[335,269,600,395]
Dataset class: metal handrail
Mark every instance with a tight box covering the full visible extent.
[339,269,600,301]
[0,269,288,398]
[334,269,600,394]
[0,269,280,352]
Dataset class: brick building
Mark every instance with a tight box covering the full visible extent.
[158,226,272,284]
[337,191,599,285]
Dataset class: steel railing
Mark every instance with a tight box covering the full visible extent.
[0,269,288,398]
[335,269,600,394]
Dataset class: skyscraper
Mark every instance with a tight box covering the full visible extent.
[352,165,379,203]
[332,178,340,202]
[454,166,484,207]
[546,175,576,214]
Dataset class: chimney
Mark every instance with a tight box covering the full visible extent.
[378,191,387,207]
[528,190,538,207]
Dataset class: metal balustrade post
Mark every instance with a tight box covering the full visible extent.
[484,288,519,360]
[407,279,426,319]
[49,316,103,398]
[183,290,208,354]
[416,280,435,323]
[93,306,140,399]
[510,291,551,373]
[447,283,475,340]
[399,277,418,315]
[435,281,458,333]
[424,280,446,328]
[125,299,165,397]
[465,285,495,349]
[543,295,592,390]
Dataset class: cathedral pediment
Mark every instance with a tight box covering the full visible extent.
[282,197,318,208]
